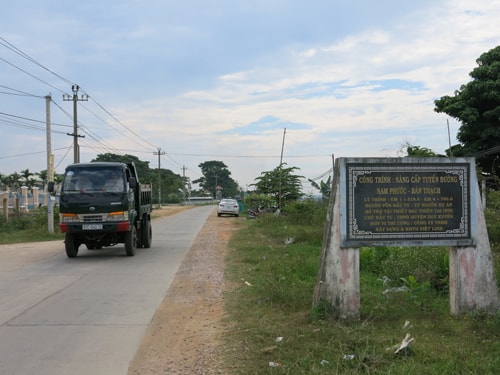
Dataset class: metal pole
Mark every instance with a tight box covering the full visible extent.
[45,95,54,233]
[447,119,452,156]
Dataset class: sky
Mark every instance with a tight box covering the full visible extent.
[1,0,499,193]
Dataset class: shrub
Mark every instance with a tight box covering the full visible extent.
[485,190,500,248]
[0,206,62,243]
[361,246,449,292]
[285,200,328,227]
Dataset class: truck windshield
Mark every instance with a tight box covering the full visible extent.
[62,167,126,193]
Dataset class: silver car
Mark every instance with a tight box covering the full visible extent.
[217,198,240,217]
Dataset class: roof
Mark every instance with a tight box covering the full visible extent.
[65,162,127,169]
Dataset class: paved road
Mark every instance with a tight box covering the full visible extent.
[0,205,214,375]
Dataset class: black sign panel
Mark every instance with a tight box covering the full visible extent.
[345,162,471,246]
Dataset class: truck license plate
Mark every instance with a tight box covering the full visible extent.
[82,224,103,230]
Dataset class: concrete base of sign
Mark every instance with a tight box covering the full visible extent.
[313,176,360,320]
[449,181,499,315]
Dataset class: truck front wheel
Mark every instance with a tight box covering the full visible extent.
[125,226,137,256]
[65,233,79,258]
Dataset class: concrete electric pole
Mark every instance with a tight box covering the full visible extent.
[63,85,87,163]
[45,95,54,233]
[154,148,166,207]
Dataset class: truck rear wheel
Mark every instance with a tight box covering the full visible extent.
[125,226,137,256]
[65,233,79,258]
[142,218,152,248]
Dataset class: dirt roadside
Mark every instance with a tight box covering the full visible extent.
[128,205,241,374]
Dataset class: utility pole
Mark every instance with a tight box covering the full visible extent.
[154,148,166,207]
[63,85,87,163]
[45,95,54,233]
[447,119,453,156]
[278,128,286,211]
[181,166,191,204]
[214,174,218,199]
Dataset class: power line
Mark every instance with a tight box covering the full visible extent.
[0,120,67,135]
[0,146,70,160]
[0,56,66,95]
[0,36,73,87]
[0,37,157,158]
[87,96,158,150]
[309,168,333,181]
[54,143,74,170]
[50,97,120,154]
[158,152,331,158]
[79,100,156,152]
[0,111,72,128]
[0,84,44,98]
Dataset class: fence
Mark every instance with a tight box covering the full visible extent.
[1,187,52,220]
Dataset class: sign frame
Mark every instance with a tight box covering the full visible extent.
[341,157,476,247]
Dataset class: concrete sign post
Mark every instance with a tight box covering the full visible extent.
[313,157,499,320]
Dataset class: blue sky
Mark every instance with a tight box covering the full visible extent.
[1,0,499,192]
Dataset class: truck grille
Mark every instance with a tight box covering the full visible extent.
[82,215,105,222]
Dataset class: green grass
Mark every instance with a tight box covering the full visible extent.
[223,199,500,374]
[0,207,64,244]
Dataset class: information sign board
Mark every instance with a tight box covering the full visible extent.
[344,160,473,246]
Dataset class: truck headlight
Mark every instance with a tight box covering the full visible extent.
[60,213,80,223]
[107,211,128,221]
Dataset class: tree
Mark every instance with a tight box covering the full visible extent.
[308,176,332,200]
[20,169,35,188]
[39,170,48,185]
[39,169,63,186]
[0,173,8,191]
[8,172,22,191]
[403,143,439,157]
[252,163,304,207]
[434,45,500,174]
[192,160,239,198]
[93,153,151,180]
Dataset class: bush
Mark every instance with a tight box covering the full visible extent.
[0,206,62,244]
[485,189,500,248]
[285,200,328,227]
[361,246,449,292]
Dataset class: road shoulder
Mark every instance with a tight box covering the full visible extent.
[128,209,241,374]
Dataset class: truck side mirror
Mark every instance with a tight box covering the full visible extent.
[128,177,137,189]
[48,181,55,193]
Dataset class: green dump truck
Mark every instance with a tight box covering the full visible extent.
[49,162,152,258]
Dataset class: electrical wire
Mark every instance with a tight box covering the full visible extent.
[0,36,73,87]
[0,36,156,160]
[0,56,66,95]
[0,84,45,98]
[86,96,158,150]
[0,111,72,129]
[0,146,70,160]
[1,36,330,184]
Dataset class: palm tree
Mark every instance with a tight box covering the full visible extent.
[20,169,34,188]
[8,172,21,191]
[39,170,48,185]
